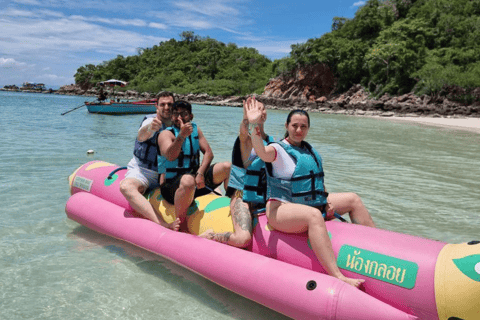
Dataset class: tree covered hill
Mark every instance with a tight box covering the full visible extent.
[75,31,272,96]
[75,0,480,100]
[274,0,480,99]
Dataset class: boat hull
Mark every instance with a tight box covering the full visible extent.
[66,192,416,320]
[67,161,480,320]
[85,101,156,114]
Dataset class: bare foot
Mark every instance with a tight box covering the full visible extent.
[167,218,181,231]
[339,276,365,288]
[198,229,215,240]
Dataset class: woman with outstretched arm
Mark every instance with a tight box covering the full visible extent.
[246,99,374,288]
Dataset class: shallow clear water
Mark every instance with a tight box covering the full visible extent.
[1,92,479,319]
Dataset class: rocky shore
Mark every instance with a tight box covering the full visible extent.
[54,83,480,119]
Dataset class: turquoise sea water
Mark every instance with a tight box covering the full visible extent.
[1,91,479,319]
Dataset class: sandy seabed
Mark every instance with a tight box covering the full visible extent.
[373,116,480,134]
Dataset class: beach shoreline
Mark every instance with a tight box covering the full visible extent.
[369,115,480,134]
[6,88,479,134]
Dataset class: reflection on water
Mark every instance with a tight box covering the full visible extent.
[1,92,479,319]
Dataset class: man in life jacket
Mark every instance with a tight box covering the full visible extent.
[120,91,180,230]
[200,96,272,247]
[157,100,231,225]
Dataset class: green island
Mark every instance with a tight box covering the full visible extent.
[74,0,479,102]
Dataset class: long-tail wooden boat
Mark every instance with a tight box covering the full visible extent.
[85,99,156,114]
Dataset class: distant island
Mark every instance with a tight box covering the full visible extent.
[1,82,56,93]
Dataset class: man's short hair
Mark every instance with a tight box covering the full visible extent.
[172,100,192,114]
[156,91,175,102]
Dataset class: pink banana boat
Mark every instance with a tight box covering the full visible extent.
[66,161,480,320]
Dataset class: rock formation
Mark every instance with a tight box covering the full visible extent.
[53,71,480,118]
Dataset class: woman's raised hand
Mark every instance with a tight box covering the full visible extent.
[244,96,265,125]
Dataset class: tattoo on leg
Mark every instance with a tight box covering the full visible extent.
[233,198,252,233]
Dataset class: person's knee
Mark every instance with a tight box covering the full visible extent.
[215,161,231,176]
[120,179,141,197]
[349,193,364,207]
[222,161,231,171]
[179,174,196,190]
[307,207,325,225]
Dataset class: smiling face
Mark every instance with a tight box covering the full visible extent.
[285,113,310,145]
[156,96,174,122]
[172,107,193,127]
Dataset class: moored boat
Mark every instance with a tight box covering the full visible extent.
[66,160,480,319]
[85,99,156,114]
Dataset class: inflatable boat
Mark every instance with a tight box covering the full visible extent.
[65,161,480,320]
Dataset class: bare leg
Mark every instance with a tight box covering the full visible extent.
[174,174,196,221]
[328,193,375,227]
[200,191,252,248]
[211,162,231,191]
[120,178,180,230]
[266,200,365,288]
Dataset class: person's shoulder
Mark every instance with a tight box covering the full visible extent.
[193,123,203,134]
[159,127,175,137]
[270,140,285,149]
[140,115,155,125]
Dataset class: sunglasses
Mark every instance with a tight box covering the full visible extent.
[172,111,190,117]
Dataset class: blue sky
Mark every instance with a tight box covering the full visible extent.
[0,0,365,88]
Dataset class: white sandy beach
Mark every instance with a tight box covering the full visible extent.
[374,116,480,134]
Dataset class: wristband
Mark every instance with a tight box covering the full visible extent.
[196,172,204,177]
[248,123,259,135]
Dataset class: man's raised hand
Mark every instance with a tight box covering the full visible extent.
[178,117,193,139]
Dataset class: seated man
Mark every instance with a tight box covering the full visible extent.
[120,91,180,230]
[157,100,231,225]
[98,87,107,101]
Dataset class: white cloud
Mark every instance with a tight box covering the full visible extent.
[151,0,248,33]
[353,1,366,6]
[149,22,168,30]
[70,15,148,27]
[38,9,65,18]
[39,73,66,80]
[1,8,36,17]
[0,58,27,68]
[13,0,42,5]
[0,17,166,56]
[173,0,241,18]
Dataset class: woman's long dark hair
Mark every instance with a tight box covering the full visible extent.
[284,109,310,138]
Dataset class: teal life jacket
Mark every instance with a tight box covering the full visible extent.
[243,135,275,204]
[157,122,200,181]
[133,115,167,171]
[266,140,328,207]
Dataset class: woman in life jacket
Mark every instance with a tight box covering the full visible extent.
[246,100,375,288]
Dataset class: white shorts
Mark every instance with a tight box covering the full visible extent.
[124,157,159,190]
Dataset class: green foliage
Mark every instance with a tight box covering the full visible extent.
[281,0,479,98]
[74,31,271,96]
[331,17,350,32]
[75,1,480,100]
[364,18,431,95]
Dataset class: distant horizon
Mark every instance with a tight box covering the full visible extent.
[0,0,364,88]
